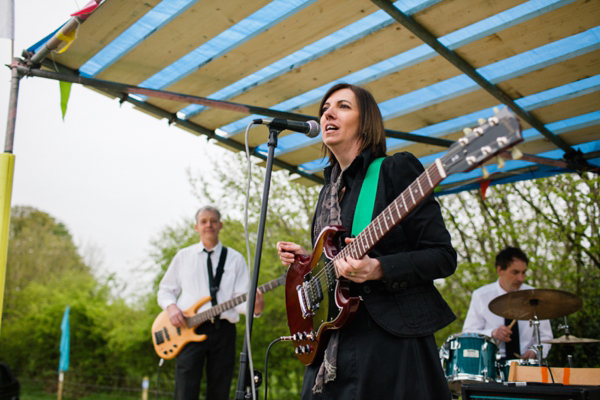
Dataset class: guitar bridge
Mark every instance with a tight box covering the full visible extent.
[297,284,314,318]
[297,277,325,319]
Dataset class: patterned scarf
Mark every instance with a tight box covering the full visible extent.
[312,163,344,394]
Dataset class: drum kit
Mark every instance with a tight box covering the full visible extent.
[439,288,599,395]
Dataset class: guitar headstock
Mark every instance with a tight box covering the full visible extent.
[441,108,523,176]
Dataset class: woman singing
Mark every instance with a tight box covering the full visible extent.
[277,83,456,399]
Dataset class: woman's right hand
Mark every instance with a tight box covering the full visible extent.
[277,241,309,266]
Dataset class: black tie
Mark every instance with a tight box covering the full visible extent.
[204,249,218,307]
[504,318,521,358]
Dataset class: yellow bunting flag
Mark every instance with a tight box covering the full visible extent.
[59,81,72,121]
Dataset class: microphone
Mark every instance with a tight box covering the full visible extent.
[253,118,320,138]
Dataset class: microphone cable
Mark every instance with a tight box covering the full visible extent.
[243,121,258,400]
[263,337,282,400]
[156,358,164,400]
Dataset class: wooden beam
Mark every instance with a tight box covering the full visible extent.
[370,0,582,164]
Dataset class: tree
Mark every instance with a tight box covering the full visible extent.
[3,206,89,312]
[1,207,163,397]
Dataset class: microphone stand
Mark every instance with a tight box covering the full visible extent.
[235,126,281,400]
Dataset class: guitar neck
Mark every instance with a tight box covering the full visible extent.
[186,277,284,328]
[335,160,446,264]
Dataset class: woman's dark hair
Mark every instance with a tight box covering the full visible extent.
[318,83,387,166]
[495,246,529,270]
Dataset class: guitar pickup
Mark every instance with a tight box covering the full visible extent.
[163,327,170,341]
[154,330,165,345]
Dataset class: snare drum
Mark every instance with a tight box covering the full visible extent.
[440,333,499,393]
[499,358,540,381]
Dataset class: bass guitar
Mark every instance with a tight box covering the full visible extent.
[152,275,285,359]
[285,108,523,365]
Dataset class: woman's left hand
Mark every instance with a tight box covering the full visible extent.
[334,238,384,283]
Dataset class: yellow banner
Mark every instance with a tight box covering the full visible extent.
[0,153,15,332]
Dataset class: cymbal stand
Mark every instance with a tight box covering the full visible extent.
[528,298,544,367]
[558,317,574,368]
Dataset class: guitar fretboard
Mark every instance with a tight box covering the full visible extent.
[186,276,284,328]
[322,160,447,283]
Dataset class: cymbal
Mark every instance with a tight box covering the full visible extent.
[489,289,582,320]
[542,335,600,344]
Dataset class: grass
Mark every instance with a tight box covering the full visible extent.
[20,380,173,400]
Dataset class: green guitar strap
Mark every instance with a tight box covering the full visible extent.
[352,157,385,236]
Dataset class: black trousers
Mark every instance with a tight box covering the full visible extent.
[175,320,236,400]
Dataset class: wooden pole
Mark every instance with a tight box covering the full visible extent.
[57,371,64,400]
[142,376,149,400]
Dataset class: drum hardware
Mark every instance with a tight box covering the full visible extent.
[541,316,600,368]
[529,313,543,367]
[541,335,600,344]
[489,289,584,367]
[543,317,600,344]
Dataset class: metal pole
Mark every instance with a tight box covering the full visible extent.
[4,61,22,153]
[0,62,20,333]
[235,127,280,399]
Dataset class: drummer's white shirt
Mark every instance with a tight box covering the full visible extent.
[462,280,553,358]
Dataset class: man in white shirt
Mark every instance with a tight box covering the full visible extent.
[158,205,264,400]
[462,247,553,360]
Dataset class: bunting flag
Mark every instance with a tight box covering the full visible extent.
[0,0,14,40]
[60,81,72,121]
[480,180,491,201]
[56,30,77,54]
[71,0,100,20]
[59,306,70,372]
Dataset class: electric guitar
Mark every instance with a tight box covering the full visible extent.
[152,275,285,359]
[285,108,523,365]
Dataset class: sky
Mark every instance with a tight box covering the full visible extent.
[0,0,233,298]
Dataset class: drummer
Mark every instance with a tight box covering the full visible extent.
[462,246,553,360]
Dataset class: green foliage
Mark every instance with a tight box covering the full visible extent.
[436,172,600,367]
[1,207,164,397]
[4,206,89,311]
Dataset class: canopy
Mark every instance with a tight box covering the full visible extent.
[21,0,600,193]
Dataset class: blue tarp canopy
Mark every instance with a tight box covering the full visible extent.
[26,0,600,193]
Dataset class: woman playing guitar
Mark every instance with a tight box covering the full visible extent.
[277,83,457,399]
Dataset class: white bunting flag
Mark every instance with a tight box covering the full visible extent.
[0,0,14,40]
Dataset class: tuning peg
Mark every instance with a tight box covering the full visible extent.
[481,166,490,179]
[496,156,505,169]
[510,147,523,160]
[478,118,486,125]
[463,127,473,135]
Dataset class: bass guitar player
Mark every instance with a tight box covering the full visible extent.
[158,205,264,400]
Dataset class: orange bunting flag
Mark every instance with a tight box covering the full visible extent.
[480,180,491,201]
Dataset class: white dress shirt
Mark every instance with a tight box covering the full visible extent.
[157,241,250,324]
[462,280,553,358]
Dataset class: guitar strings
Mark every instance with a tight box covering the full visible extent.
[305,166,444,296]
